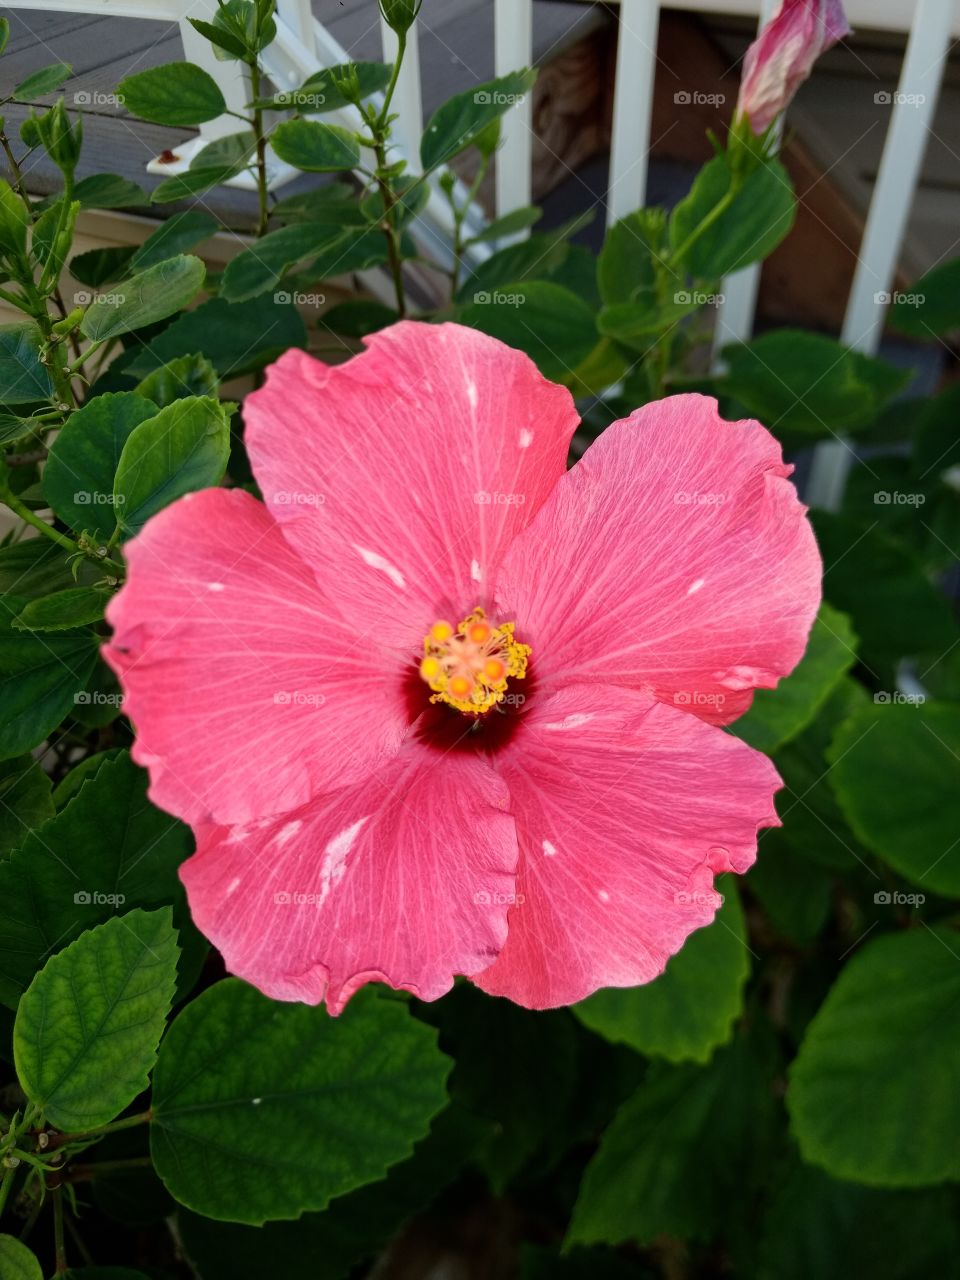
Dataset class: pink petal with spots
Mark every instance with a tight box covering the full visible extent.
[104,488,407,826]
[473,683,781,1009]
[180,741,518,1013]
[495,393,821,725]
[243,321,578,650]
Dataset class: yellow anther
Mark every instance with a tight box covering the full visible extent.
[419,606,531,715]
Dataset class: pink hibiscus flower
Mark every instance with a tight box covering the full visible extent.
[104,321,820,1013]
[736,0,851,134]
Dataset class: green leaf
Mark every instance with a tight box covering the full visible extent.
[220,223,387,303]
[829,701,960,896]
[0,754,53,855]
[746,833,834,946]
[458,280,597,381]
[31,194,79,282]
[757,1160,960,1280]
[220,221,342,302]
[149,165,241,203]
[466,205,543,245]
[135,353,218,407]
[114,395,231,535]
[0,180,29,257]
[888,260,960,338]
[0,413,37,447]
[14,908,179,1130]
[773,678,872,873]
[0,1236,42,1280]
[721,330,908,439]
[669,153,796,277]
[68,245,136,289]
[574,881,749,1064]
[188,15,251,60]
[0,751,191,1007]
[189,129,255,172]
[319,299,398,339]
[128,209,218,272]
[73,173,148,210]
[151,981,451,1223]
[13,586,108,632]
[176,1104,486,1280]
[421,69,537,171]
[0,323,54,404]
[812,512,959,674]
[569,1022,781,1246]
[270,182,361,224]
[117,63,227,126]
[0,18,9,57]
[275,61,393,113]
[456,230,571,303]
[14,62,71,98]
[788,927,960,1185]
[436,985,579,1189]
[80,254,206,341]
[0,540,74,600]
[0,595,99,760]
[125,295,306,380]
[597,208,666,307]
[270,119,360,172]
[43,391,160,538]
[732,605,857,754]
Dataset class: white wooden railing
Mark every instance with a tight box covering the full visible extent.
[9,0,960,506]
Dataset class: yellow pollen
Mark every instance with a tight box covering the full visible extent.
[419,607,531,715]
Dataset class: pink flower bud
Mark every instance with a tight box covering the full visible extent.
[736,0,851,134]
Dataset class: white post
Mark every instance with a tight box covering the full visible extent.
[607,0,660,225]
[806,0,953,510]
[494,0,533,231]
[178,0,251,143]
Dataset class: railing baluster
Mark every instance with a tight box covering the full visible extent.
[607,0,660,224]
[806,0,953,509]
[494,0,533,232]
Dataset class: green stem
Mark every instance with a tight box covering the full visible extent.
[450,154,489,300]
[52,1182,67,1274]
[669,186,738,269]
[377,30,407,131]
[1,489,125,575]
[0,131,33,213]
[248,61,270,238]
[52,1110,152,1146]
[0,1165,16,1218]
[2,489,77,554]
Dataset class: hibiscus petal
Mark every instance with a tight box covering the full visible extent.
[494,393,821,725]
[474,683,780,1008]
[181,741,518,1013]
[243,321,578,649]
[104,488,407,826]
